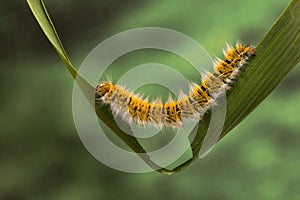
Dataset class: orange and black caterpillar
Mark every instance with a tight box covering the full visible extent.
[96,42,256,128]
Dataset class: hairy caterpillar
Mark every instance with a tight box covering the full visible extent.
[96,42,256,128]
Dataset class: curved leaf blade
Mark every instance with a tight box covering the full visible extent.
[27,0,300,174]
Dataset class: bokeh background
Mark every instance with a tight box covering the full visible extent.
[1,0,300,199]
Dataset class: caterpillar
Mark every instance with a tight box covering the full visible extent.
[96,42,256,128]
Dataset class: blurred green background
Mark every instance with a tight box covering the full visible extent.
[1,0,300,199]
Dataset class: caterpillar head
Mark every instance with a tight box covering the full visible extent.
[96,81,114,101]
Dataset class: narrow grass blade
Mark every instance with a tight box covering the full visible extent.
[27,0,299,174]
[183,0,300,173]
[26,0,174,174]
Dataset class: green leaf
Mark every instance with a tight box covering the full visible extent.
[190,0,300,161]
[27,0,300,174]
[26,0,172,174]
